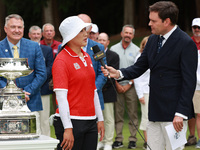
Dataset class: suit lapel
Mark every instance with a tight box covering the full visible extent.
[106,49,111,64]
[0,38,13,57]
[151,28,179,69]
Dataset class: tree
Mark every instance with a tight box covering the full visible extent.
[0,0,198,40]
[42,0,61,40]
[195,0,200,17]
[0,0,6,40]
[123,0,135,25]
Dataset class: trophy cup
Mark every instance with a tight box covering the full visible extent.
[0,58,40,139]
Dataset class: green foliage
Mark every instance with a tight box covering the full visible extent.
[57,0,87,14]
[2,0,48,38]
[3,0,47,15]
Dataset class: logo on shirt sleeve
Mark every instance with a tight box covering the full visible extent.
[74,63,80,70]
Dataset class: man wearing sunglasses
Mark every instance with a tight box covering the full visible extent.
[191,18,200,50]
[186,18,200,148]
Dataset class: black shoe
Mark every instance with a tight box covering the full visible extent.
[112,141,123,149]
[185,135,197,146]
[128,141,136,149]
[143,142,147,149]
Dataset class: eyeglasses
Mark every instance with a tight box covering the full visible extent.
[192,26,200,30]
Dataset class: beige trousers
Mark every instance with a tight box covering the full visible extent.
[38,95,50,136]
[102,103,115,145]
[140,93,149,131]
[114,86,138,142]
[147,121,187,150]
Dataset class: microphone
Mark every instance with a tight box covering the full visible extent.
[92,45,110,78]
[92,45,106,69]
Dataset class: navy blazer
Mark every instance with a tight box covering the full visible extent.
[121,27,197,121]
[102,49,119,103]
[86,38,107,110]
[0,38,47,112]
[40,44,53,95]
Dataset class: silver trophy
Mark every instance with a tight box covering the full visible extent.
[0,58,40,139]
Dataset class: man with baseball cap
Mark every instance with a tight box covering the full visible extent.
[186,18,200,148]
[191,18,200,50]
[89,23,99,42]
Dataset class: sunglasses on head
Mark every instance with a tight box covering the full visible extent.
[192,26,200,30]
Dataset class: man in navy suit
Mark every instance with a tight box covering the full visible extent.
[0,14,46,112]
[78,14,107,110]
[101,1,198,150]
[29,25,54,136]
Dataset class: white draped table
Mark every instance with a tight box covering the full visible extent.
[0,135,59,150]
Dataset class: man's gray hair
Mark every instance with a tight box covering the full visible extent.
[29,25,41,33]
[5,14,24,27]
[42,23,55,31]
[122,24,135,34]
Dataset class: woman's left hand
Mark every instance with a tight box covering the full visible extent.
[97,121,105,141]
[61,128,74,150]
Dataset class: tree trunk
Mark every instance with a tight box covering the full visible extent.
[137,0,149,28]
[195,0,200,17]
[43,0,53,24]
[123,0,135,25]
[0,0,6,40]
[51,0,61,41]
[42,0,61,41]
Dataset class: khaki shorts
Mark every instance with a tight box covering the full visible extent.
[193,90,200,113]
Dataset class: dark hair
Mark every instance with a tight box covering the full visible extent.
[149,1,179,25]
[58,43,67,54]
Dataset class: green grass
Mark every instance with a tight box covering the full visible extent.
[105,119,198,150]
[50,116,198,150]
[49,101,198,150]
[49,37,198,150]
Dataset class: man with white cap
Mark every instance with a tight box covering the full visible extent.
[52,16,104,150]
[191,18,200,50]
[186,18,200,148]
[89,23,99,42]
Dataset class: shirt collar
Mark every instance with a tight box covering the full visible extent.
[104,47,108,52]
[64,45,88,58]
[162,25,177,41]
[120,40,131,50]
[7,37,21,50]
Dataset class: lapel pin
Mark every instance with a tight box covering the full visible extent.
[5,49,8,52]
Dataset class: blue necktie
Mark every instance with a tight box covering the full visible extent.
[157,36,164,53]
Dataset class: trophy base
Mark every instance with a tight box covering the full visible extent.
[0,134,39,140]
[0,87,23,94]
[0,111,40,140]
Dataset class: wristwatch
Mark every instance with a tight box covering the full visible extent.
[129,81,133,85]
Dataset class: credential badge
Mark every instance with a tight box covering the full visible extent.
[74,63,80,70]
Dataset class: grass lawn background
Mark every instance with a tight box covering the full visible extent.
[49,96,198,150]
[49,36,198,150]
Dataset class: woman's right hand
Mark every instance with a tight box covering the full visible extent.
[61,128,74,150]
[139,97,145,104]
